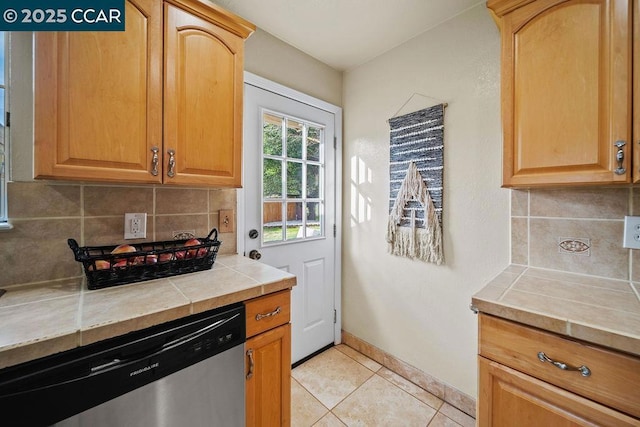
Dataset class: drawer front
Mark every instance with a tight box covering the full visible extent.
[245,290,291,338]
[479,314,640,419]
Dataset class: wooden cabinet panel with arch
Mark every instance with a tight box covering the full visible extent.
[35,0,254,187]
[488,0,636,187]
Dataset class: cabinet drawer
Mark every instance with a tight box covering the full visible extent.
[479,314,640,418]
[245,290,290,338]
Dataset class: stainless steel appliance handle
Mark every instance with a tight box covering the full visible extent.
[91,313,240,374]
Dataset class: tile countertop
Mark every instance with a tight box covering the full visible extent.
[472,265,640,358]
[0,255,296,370]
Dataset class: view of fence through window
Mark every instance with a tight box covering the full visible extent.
[262,111,324,244]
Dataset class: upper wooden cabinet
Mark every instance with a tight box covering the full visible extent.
[35,0,254,187]
[488,0,635,187]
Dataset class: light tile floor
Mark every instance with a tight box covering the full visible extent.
[292,345,476,427]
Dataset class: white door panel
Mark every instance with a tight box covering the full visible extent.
[243,82,337,363]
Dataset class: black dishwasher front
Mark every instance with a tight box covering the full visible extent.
[0,303,246,427]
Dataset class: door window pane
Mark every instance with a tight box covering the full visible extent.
[286,161,302,199]
[263,202,284,243]
[287,201,303,240]
[307,126,321,161]
[263,113,282,156]
[307,164,320,198]
[263,158,282,198]
[306,202,322,237]
[286,119,303,159]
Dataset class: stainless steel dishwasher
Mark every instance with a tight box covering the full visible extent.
[0,303,246,427]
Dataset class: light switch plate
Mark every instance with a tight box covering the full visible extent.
[124,213,147,239]
[623,216,640,249]
[219,210,234,233]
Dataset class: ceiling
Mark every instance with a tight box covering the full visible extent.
[214,0,485,71]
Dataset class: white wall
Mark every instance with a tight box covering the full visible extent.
[342,4,508,397]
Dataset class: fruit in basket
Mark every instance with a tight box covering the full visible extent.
[145,255,158,264]
[184,239,202,259]
[111,244,137,254]
[132,255,158,265]
[158,253,174,263]
[112,260,128,268]
[89,260,111,271]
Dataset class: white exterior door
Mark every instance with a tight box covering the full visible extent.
[242,77,340,364]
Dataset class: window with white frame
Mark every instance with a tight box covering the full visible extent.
[0,31,7,227]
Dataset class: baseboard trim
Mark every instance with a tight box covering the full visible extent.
[341,330,476,418]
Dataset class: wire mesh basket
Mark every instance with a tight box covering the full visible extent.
[68,228,221,290]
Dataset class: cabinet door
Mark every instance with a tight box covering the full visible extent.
[35,0,163,183]
[245,324,291,427]
[478,357,640,427]
[164,4,244,187]
[499,0,632,187]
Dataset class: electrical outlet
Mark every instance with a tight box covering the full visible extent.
[623,216,640,249]
[219,210,234,233]
[124,213,147,239]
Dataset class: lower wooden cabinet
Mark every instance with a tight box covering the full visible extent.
[244,290,292,427]
[478,357,640,426]
[245,323,291,426]
[478,314,640,426]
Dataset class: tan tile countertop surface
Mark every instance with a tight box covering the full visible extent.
[472,265,640,357]
[0,255,296,370]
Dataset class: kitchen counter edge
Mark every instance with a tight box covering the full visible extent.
[0,255,296,370]
[472,264,640,358]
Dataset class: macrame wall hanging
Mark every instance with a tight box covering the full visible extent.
[386,103,445,265]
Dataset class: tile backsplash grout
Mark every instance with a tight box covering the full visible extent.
[2,181,238,288]
[511,187,640,282]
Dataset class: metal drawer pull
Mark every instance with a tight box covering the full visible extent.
[537,352,591,377]
[246,349,254,379]
[255,306,281,321]
[150,146,159,176]
[167,149,176,178]
[614,140,626,175]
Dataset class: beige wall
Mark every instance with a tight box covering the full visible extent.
[244,28,343,107]
[341,4,508,398]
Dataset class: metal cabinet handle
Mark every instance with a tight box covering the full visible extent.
[537,352,591,377]
[255,306,281,321]
[614,141,626,175]
[150,146,159,176]
[246,349,254,379]
[167,149,176,178]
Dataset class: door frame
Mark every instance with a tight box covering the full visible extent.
[239,71,343,346]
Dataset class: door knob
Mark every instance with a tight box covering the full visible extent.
[248,229,259,239]
[248,250,262,260]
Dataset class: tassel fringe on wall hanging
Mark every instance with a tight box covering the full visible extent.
[386,104,445,265]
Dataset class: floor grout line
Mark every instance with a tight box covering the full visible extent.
[292,345,474,427]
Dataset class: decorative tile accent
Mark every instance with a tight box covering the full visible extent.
[557,237,590,256]
[530,219,627,280]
